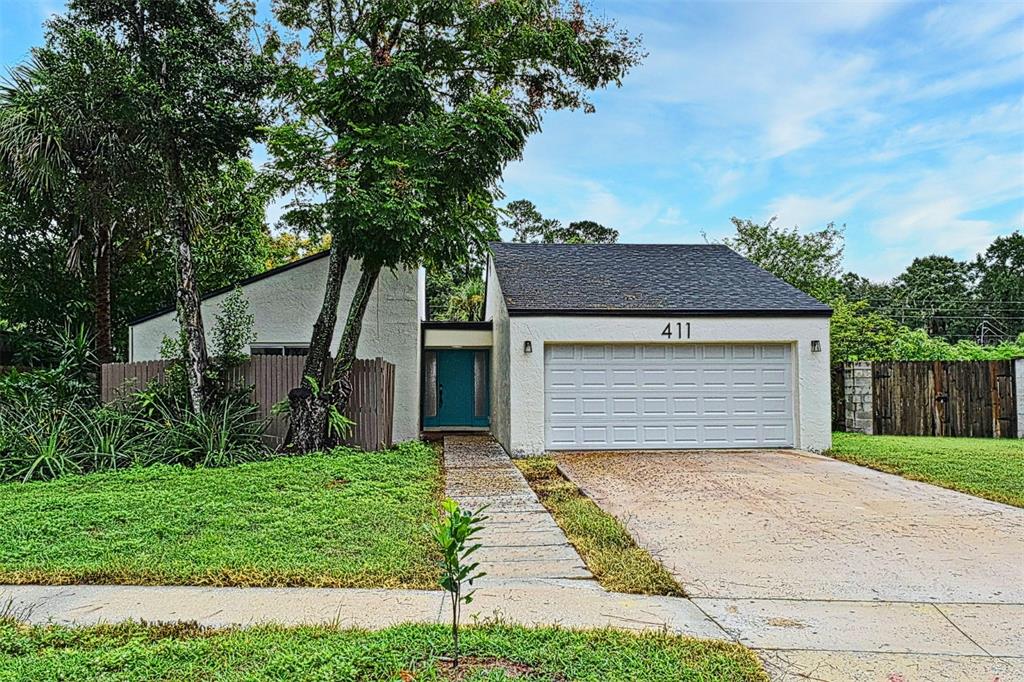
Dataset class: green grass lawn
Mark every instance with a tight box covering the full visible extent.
[0,620,767,681]
[0,441,442,588]
[515,458,684,597]
[827,432,1024,507]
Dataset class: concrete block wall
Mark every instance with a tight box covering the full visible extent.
[843,361,874,435]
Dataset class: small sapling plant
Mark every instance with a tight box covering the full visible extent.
[429,498,488,667]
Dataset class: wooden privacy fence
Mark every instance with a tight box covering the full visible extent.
[101,356,396,450]
[834,360,1022,438]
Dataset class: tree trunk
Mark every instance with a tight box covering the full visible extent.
[331,265,381,415]
[175,218,209,414]
[285,244,349,453]
[93,222,114,365]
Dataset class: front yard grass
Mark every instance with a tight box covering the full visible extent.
[0,620,768,681]
[826,432,1024,507]
[0,441,442,588]
[515,458,684,597]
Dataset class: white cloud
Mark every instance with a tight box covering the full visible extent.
[767,192,859,230]
[859,150,1023,273]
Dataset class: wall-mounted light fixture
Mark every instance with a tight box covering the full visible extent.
[811,340,822,353]
[524,340,533,354]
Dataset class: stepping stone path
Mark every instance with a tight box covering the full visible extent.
[443,435,598,587]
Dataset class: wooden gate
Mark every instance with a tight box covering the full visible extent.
[872,361,1017,438]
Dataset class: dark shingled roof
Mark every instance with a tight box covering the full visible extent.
[489,242,832,317]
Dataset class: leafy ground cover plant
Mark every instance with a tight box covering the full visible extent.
[0,441,442,587]
[0,620,769,681]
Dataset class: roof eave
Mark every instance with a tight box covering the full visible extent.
[505,308,833,318]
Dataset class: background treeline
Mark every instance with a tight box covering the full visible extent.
[720,218,1024,363]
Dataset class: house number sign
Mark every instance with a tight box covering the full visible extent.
[660,322,691,339]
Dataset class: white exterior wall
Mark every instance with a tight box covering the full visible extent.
[129,256,422,442]
[485,259,512,451]
[501,315,832,456]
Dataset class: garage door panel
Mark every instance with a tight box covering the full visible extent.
[612,425,638,444]
[671,368,698,387]
[761,368,788,387]
[548,397,577,416]
[701,368,728,387]
[612,345,637,360]
[762,395,790,415]
[642,425,669,443]
[641,368,669,387]
[642,345,668,360]
[673,396,698,415]
[672,346,697,360]
[545,343,794,449]
[612,369,638,387]
[672,425,700,445]
[701,396,729,416]
[763,424,791,444]
[612,397,638,416]
[733,395,758,415]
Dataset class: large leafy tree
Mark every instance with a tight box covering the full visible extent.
[720,217,844,300]
[0,161,276,364]
[891,255,975,340]
[0,25,158,364]
[974,231,1024,339]
[503,199,617,244]
[64,0,271,411]
[270,0,642,452]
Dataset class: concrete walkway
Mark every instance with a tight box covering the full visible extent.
[443,435,597,586]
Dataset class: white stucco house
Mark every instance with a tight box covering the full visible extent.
[129,242,833,453]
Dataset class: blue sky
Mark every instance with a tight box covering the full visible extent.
[2,0,1022,280]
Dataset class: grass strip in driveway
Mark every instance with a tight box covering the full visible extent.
[0,441,442,588]
[0,620,767,681]
[514,457,684,596]
[826,432,1024,507]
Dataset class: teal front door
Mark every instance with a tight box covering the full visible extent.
[423,349,489,428]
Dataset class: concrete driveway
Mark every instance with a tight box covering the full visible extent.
[556,449,1024,681]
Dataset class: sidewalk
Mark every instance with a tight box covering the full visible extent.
[3,583,1020,681]
[0,582,721,637]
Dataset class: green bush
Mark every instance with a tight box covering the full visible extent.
[144,396,270,468]
[0,395,271,483]
[0,295,272,483]
[831,296,1024,362]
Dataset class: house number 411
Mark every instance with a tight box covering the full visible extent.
[661,322,691,339]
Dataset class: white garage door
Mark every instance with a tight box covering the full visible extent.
[545,343,794,449]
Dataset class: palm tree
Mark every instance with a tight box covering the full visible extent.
[444,279,486,322]
[0,28,158,363]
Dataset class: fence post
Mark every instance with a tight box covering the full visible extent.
[843,361,874,435]
[1016,358,1024,439]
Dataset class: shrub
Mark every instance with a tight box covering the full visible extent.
[0,297,272,483]
[145,396,270,468]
